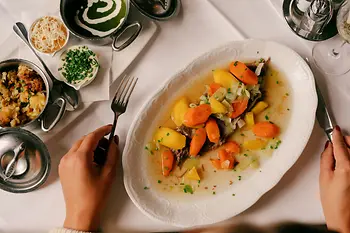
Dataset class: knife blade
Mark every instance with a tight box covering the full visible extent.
[316,83,335,141]
[304,58,335,141]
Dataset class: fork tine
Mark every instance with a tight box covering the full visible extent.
[124,78,138,106]
[115,75,133,104]
[112,75,128,103]
[118,76,134,105]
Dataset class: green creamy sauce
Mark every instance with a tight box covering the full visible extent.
[76,0,126,37]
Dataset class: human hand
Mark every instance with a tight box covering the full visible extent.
[320,125,350,233]
[59,125,119,231]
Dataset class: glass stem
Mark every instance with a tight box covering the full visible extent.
[331,40,347,58]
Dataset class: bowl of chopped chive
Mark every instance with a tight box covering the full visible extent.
[58,45,99,90]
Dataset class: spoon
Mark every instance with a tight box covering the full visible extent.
[4,143,26,180]
[13,22,79,111]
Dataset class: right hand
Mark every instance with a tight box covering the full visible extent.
[320,125,350,233]
[59,125,119,231]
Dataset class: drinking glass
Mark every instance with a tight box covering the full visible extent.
[312,0,350,76]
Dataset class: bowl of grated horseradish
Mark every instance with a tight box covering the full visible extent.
[29,16,69,55]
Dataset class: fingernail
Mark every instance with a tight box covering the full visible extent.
[324,141,329,150]
[335,125,341,131]
[114,135,119,145]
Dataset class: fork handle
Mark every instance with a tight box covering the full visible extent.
[94,113,120,166]
[108,113,120,146]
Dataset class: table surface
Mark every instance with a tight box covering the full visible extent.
[1,0,350,232]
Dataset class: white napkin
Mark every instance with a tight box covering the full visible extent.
[19,11,112,103]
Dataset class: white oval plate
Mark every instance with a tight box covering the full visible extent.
[123,39,317,228]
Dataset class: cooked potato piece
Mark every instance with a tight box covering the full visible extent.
[209,96,227,114]
[154,127,186,150]
[251,101,269,115]
[185,167,200,180]
[243,139,268,150]
[244,112,255,128]
[213,69,237,88]
[171,97,189,127]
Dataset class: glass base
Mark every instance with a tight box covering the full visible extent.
[312,36,350,76]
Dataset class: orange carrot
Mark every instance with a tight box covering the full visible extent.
[205,118,220,144]
[218,149,234,169]
[211,159,222,169]
[229,61,258,85]
[161,150,174,177]
[253,121,280,138]
[208,83,222,96]
[183,104,212,127]
[190,128,207,156]
[224,141,240,154]
[231,97,249,119]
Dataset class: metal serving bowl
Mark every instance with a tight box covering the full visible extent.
[0,59,65,132]
[0,128,50,193]
[60,0,142,51]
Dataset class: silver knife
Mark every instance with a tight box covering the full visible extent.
[315,83,335,141]
[304,58,335,141]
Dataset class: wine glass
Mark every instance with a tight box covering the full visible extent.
[312,0,350,76]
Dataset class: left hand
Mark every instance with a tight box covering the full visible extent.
[59,125,119,232]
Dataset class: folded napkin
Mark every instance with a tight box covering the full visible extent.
[19,11,112,103]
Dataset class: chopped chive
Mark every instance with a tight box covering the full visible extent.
[157,180,162,184]
[232,194,236,196]
[144,186,149,190]
[244,154,248,157]
[265,115,269,120]
[238,176,242,181]
[166,133,170,136]
[212,191,216,195]
[234,61,238,66]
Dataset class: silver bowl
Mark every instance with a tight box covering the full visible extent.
[0,128,50,193]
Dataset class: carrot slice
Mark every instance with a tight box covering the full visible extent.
[229,61,258,85]
[208,83,222,96]
[211,159,222,170]
[183,104,212,127]
[189,128,207,156]
[218,149,234,169]
[231,97,249,119]
[224,141,240,154]
[161,150,174,177]
[205,118,220,144]
[253,121,280,138]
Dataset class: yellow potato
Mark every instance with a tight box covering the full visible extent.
[244,112,255,128]
[213,69,237,88]
[185,167,200,180]
[171,97,189,126]
[243,139,268,150]
[209,96,227,114]
[251,101,269,115]
[154,127,186,150]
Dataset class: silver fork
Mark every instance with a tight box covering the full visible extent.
[108,75,138,146]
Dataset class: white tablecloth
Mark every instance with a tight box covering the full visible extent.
[1,0,350,232]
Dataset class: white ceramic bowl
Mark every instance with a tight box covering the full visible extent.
[122,39,317,228]
[28,16,69,56]
[57,45,99,90]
